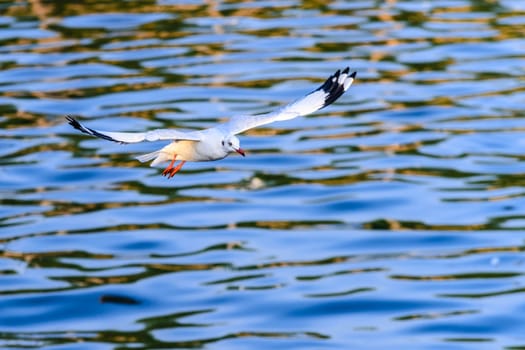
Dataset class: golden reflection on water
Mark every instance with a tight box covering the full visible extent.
[2,0,525,349]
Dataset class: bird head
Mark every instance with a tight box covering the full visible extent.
[221,135,245,157]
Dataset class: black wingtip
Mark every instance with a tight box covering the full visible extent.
[66,115,82,131]
[317,67,356,109]
[65,115,126,144]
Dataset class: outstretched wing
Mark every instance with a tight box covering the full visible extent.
[220,67,356,135]
[66,116,202,144]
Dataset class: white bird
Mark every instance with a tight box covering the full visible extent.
[67,67,356,178]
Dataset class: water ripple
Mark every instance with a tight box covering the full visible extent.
[1,0,525,349]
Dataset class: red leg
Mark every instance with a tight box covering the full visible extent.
[162,156,177,177]
[168,160,186,178]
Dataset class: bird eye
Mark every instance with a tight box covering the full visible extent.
[228,142,232,146]
[221,141,224,146]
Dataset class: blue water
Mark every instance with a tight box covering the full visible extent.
[1,1,525,349]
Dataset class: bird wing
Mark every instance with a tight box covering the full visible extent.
[220,67,356,135]
[66,116,202,144]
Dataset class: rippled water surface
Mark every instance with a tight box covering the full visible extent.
[2,1,525,349]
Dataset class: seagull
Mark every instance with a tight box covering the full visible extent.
[67,67,356,178]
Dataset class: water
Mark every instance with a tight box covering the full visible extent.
[1,0,525,349]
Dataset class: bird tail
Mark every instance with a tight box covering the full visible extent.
[135,150,161,165]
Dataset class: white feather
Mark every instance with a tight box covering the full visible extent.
[135,150,161,163]
[220,68,356,135]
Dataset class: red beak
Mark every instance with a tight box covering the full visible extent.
[235,148,246,157]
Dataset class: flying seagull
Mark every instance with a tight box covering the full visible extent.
[67,67,356,178]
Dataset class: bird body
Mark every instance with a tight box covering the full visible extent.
[67,67,356,178]
[147,129,232,164]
